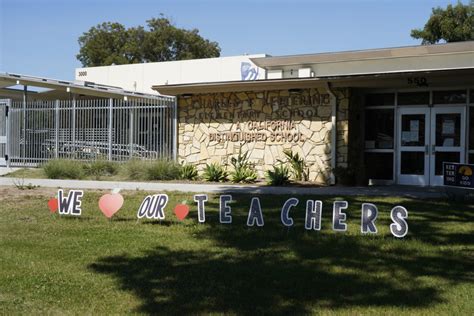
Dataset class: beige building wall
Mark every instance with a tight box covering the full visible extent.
[177,88,350,183]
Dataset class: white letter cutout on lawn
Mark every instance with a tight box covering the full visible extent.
[137,194,168,219]
[57,189,83,216]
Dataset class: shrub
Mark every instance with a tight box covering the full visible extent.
[231,168,257,184]
[181,163,198,180]
[124,159,149,180]
[282,149,309,181]
[229,150,257,183]
[43,159,85,179]
[124,159,182,181]
[203,163,228,182]
[146,160,182,180]
[266,165,291,186]
[83,160,119,179]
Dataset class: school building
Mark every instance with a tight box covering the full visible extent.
[1,41,473,186]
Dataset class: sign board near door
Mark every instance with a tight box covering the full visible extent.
[443,162,474,189]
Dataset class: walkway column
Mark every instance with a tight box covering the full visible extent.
[326,82,337,185]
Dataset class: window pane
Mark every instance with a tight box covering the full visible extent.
[398,92,429,105]
[433,90,467,104]
[436,113,461,146]
[365,93,395,106]
[470,153,474,164]
[470,89,474,104]
[365,109,394,149]
[470,108,474,149]
[364,152,393,180]
[401,114,425,146]
[401,152,424,175]
[435,152,460,175]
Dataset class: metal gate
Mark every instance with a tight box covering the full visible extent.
[0,99,9,167]
[7,97,176,167]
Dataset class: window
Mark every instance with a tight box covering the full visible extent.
[365,93,394,106]
[398,92,429,105]
[365,109,394,149]
[470,107,474,161]
[433,90,467,104]
[364,93,395,182]
[364,152,393,180]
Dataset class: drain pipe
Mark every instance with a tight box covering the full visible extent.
[325,82,337,185]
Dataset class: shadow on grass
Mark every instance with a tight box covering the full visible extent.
[89,195,474,314]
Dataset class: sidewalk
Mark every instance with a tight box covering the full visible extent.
[0,177,448,198]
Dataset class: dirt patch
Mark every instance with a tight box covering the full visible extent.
[0,186,58,201]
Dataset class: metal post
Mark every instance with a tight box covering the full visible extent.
[55,100,60,159]
[22,85,27,165]
[172,97,177,161]
[71,94,76,159]
[108,98,113,161]
[129,104,134,159]
[5,99,10,168]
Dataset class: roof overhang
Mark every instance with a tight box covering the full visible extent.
[153,68,474,96]
[250,41,474,68]
[0,73,163,100]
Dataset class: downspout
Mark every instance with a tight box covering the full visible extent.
[325,82,337,185]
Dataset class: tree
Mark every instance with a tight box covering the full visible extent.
[77,16,221,67]
[411,1,474,44]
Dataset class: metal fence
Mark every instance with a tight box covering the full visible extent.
[0,97,176,167]
[0,99,7,166]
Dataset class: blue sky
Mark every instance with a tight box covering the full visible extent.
[0,0,467,80]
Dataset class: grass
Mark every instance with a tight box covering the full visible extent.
[2,168,46,179]
[0,189,473,314]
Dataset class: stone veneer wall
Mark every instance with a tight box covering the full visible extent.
[177,88,350,184]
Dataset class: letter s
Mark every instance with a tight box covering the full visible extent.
[390,206,408,238]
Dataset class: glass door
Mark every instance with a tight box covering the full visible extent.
[397,108,430,185]
[429,107,466,186]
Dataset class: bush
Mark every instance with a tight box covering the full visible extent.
[231,168,257,184]
[147,160,182,180]
[43,159,85,179]
[266,165,290,186]
[124,159,149,180]
[203,163,228,182]
[229,150,257,183]
[181,163,198,180]
[282,149,309,181]
[124,159,183,181]
[83,160,119,179]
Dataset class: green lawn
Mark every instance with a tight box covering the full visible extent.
[0,188,472,315]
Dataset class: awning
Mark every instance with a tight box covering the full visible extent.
[152,68,474,96]
[0,73,164,100]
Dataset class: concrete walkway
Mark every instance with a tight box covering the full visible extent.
[0,167,20,176]
[0,176,449,198]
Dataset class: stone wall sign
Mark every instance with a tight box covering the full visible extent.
[178,88,350,183]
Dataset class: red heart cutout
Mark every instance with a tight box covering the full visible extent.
[98,193,124,218]
[174,204,189,221]
[48,198,58,213]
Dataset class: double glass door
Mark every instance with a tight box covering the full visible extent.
[397,106,466,186]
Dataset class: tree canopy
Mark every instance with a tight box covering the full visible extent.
[77,16,221,67]
[411,1,474,44]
